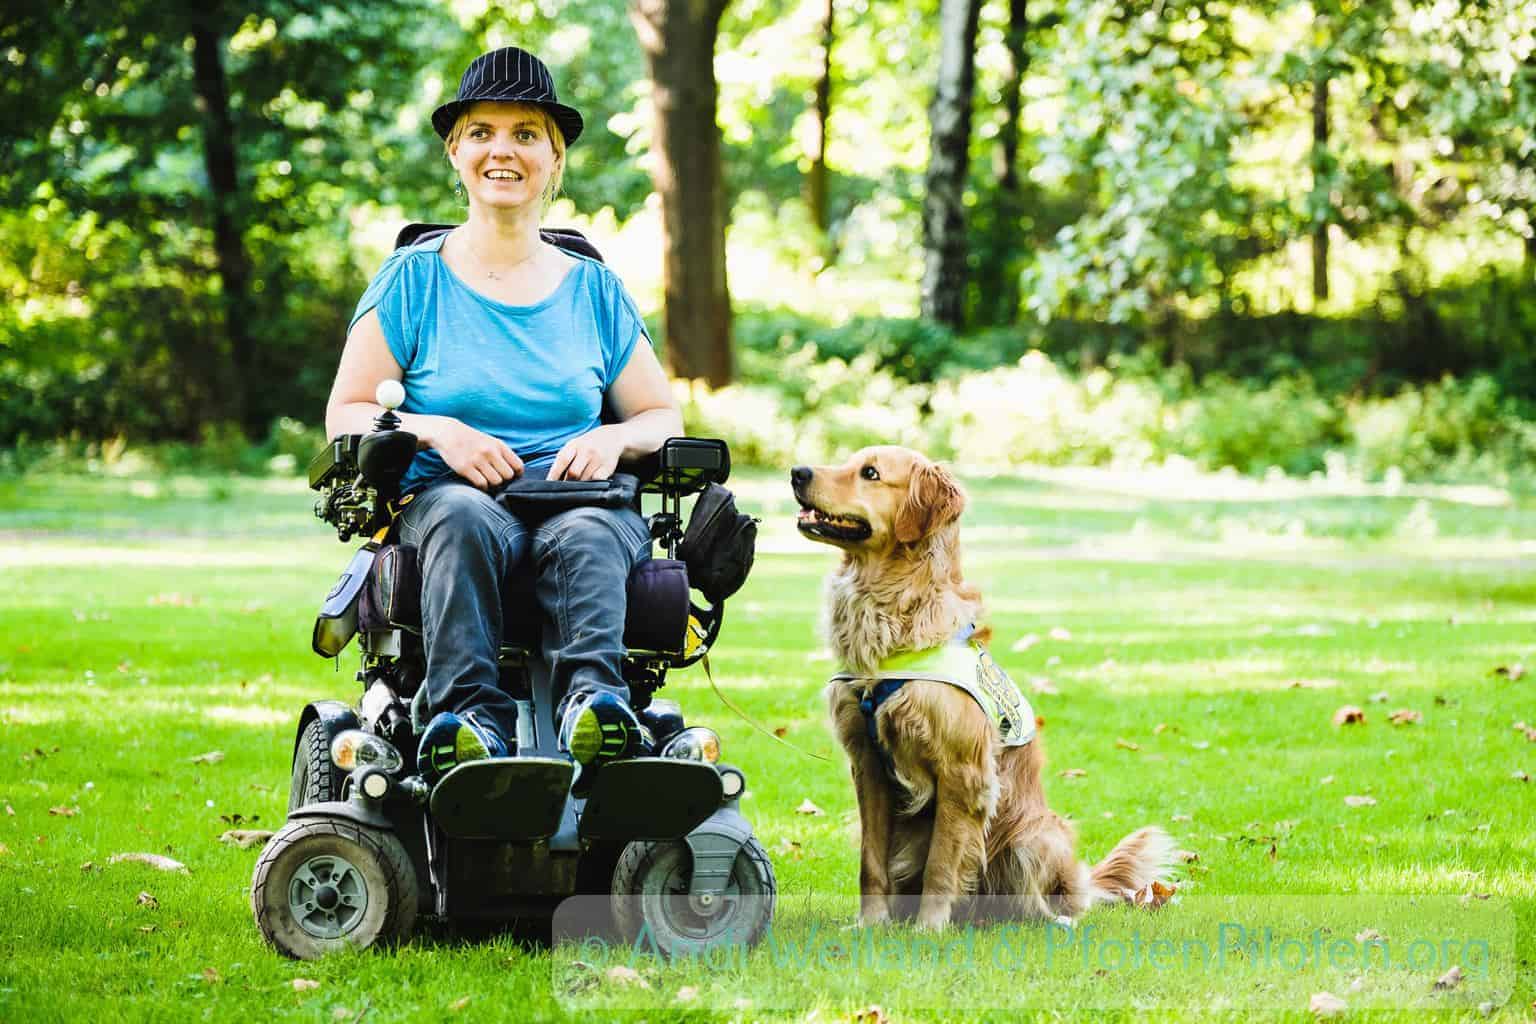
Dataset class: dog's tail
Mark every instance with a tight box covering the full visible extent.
[1086,826,1176,903]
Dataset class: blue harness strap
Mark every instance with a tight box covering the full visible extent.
[859,677,908,750]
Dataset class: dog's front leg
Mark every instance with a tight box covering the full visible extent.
[849,745,896,925]
[915,769,989,931]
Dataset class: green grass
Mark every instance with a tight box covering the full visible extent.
[2,466,1535,1022]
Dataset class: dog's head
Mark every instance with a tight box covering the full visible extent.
[790,446,966,553]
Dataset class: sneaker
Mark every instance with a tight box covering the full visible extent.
[558,690,644,766]
[417,710,507,783]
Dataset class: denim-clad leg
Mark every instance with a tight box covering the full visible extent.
[530,504,652,705]
[397,481,528,742]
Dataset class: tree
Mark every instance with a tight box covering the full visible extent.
[805,0,835,235]
[629,0,735,386]
[920,0,982,328]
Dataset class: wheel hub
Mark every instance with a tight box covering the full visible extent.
[289,854,369,939]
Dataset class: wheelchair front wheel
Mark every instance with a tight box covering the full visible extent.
[288,718,343,813]
[251,818,418,960]
[610,837,775,955]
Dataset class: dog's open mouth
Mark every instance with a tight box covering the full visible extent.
[796,503,873,542]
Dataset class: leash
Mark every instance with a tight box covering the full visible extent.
[700,654,830,762]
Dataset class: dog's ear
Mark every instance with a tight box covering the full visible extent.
[894,461,965,543]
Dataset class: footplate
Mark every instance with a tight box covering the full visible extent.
[578,758,723,841]
[430,757,573,841]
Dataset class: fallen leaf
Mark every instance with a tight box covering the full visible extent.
[292,978,320,992]
[675,986,699,1003]
[1191,739,1211,750]
[4,804,13,815]
[1310,991,1347,1017]
[333,1010,352,1021]
[136,891,159,909]
[795,799,824,816]
[777,838,803,859]
[1049,626,1072,641]
[1288,679,1338,689]
[1125,880,1176,908]
[1355,928,1383,942]
[109,852,189,874]
[1319,775,1335,785]
[1520,725,1536,743]
[773,726,787,738]
[219,829,276,850]
[449,996,470,1011]
[1512,770,1530,782]
[605,965,650,989]
[136,925,156,934]
[1176,850,1200,864]
[1434,965,1463,990]
[849,1007,891,1024]
[1492,664,1525,681]
[1171,813,1192,823]
[1011,633,1040,652]
[1369,691,1390,704]
[202,967,222,985]
[1115,738,1140,751]
[1388,709,1422,726]
[1332,706,1366,726]
[190,751,225,765]
[1267,843,1278,862]
[1153,722,1171,735]
[0,843,9,856]
[79,861,95,871]
[48,805,78,817]
[1029,677,1059,695]
[1059,768,1088,779]
[1344,795,1378,807]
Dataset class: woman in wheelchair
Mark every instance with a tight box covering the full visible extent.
[324,46,674,781]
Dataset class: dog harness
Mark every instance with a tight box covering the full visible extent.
[831,626,1037,761]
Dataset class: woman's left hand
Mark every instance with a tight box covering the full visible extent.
[549,425,627,481]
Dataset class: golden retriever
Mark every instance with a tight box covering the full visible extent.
[792,445,1173,930]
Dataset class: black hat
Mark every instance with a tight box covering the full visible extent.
[431,47,584,146]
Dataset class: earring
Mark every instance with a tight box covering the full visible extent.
[454,180,465,202]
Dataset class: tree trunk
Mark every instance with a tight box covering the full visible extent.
[629,0,734,387]
[995,0,1027,195]
[975,0,1028,324]
[189,17,255,429]
[805,0,834,234]
[920,0,982,328]
[1311,70,1330,306]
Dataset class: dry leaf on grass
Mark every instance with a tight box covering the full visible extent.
[0,843,9,857]
[1320,775,1335,785]
[1355,928,1383,942]
[136,891,159,909]
[847,1006,891,1024]
[1332,706,1366,726]
[4,804,12,816]
[1049,626,1072,641]
[1125,880,1176,908]
[795,799,825,816]
[202,967,222,985]
[110,852,189,873]
[1512,770,1531,782]
[1059,768,1088,779]
[1516,722,1536,742]
[1344,795,1378,807]
[190,751,225,765]
[1492,664,1526,681]
[291,978,320,992]
[1434,965,1463,990]
[1030,677,1059,695]
[1309,991,1347,1017]
[605,965,651,989]
[1388,709,1422,725]
[1115,738,1141,751]
[1171,813,1192,822]
[48,805,78,817]
[1176,850,1200,864]
[448,996,471,1011]
[1369,691,1390,704]
[1289,679,1338,689]
[675,986,699,1004]
[1011,633,1040,652]
[219,829,276,849]
[136,925,156,934]
[773,726,788,738]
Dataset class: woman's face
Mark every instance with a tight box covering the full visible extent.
[449,102,561,212]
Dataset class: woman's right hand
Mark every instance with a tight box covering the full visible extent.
[421,416,524,490]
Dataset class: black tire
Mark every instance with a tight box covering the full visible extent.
[288,717,342,814]
[251,818,418,960]
[610,837,775,955]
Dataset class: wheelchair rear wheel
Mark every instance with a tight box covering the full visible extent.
[610,837,775,955]
[251,818,418,960]
[288,718,343,813]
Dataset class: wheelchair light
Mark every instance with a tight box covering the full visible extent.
[660,727,721,764]
[718,766,745,798]
[330,730,403,774]
[359,770,391,799]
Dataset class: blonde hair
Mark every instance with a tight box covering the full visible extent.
[445,102,566,204]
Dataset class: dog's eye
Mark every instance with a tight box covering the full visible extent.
[860,465,880,481]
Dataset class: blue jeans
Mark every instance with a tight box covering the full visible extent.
[397,479,651,743]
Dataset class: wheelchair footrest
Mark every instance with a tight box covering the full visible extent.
[430,757,573,841]
[578,758,723,841]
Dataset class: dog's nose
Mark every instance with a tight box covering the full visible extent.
[790,466,812,487]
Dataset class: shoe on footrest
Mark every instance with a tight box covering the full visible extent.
[559,691,646,766]
[418,710,507,784]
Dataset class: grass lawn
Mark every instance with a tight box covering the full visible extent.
[2,465,1534,1022]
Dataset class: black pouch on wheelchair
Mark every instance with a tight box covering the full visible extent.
[677,482,757,604]
[358,543,423,633]
[623,559,690,654]
[313,544,377,657]
[496,472,639,520]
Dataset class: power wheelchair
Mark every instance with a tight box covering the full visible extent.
[250,227,775,961]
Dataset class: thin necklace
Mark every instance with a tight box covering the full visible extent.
[462,230,541,281]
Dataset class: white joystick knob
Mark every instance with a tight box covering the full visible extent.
[376,379,405,410]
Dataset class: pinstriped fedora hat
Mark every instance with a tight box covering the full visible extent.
[431,46,584,145]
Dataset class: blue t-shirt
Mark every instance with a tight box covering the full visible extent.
[350,233,648,494]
